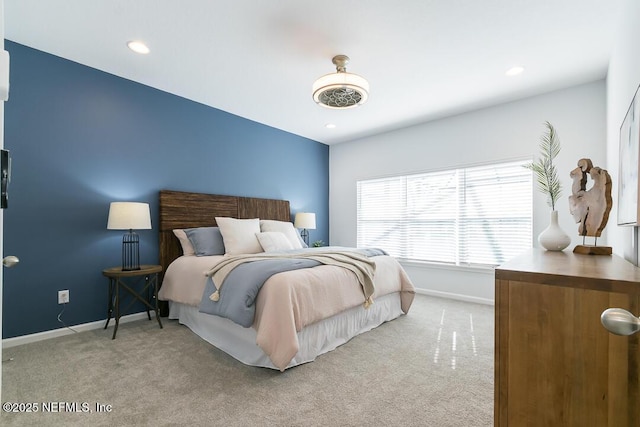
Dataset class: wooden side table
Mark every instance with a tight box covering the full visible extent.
[102,264,163,339]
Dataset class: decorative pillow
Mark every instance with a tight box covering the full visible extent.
[184,227,226,256]
[256,231,294,252]
[215,217,263,255]
[259,219,306,249]
[173,229,195,256]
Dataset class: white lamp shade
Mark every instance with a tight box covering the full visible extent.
[107,202,152,230]
[294,212,316,229]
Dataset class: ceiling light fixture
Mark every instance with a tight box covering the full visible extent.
[127,40,150,55]
[505,66,524,77]
[325,123,336,129]
[313,55,369,109]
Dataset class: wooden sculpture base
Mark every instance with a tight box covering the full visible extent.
[573,245,612,255]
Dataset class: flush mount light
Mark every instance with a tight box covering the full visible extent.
[127,40,150,55]
[325,123,336,129]
[313,55,369,109]
[505,66,524,77]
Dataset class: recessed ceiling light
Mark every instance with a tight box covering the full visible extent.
[325,123,336,129]
[505,66,524,77]
[127,40,150,55]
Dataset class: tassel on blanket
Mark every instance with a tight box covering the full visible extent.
[363,297,374,309]
[209,290,220,302]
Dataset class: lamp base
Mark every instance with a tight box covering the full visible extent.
[122,230,141,270]
[301,229,310,247]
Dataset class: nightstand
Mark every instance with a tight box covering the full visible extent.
[102,264,163,339]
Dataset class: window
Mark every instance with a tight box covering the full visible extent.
[357,160,532,266]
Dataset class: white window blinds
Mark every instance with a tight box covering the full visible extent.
[357,160,532,266]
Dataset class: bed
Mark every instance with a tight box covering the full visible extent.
[157,189,415,370]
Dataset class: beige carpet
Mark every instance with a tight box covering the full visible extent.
[1,294,494,426]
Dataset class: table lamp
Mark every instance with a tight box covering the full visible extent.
[107,202,151,271]
[294,212,316,246]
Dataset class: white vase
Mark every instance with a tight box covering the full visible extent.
[538,210,571,251]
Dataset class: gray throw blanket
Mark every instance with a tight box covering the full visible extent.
[198,247,386,327]
[199,258,320,327]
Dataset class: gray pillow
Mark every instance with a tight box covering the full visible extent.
[184,227,225,256]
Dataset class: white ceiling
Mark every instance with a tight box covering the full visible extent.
[4,0,622,145]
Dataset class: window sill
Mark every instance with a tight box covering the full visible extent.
[397,259,495,275]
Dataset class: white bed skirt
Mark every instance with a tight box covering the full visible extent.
[168,292,403,370]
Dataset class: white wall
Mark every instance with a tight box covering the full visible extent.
[606,0,640,264]
[330,81,606,303]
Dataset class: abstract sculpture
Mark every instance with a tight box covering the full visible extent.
[568,158,613,254]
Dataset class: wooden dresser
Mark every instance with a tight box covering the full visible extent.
[494,249,640,426]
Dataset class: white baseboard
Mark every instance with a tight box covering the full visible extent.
[2,312,150,349]
[414,288,494,306]
[4,291,492,348]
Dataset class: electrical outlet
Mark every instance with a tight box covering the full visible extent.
[58,290,69,304]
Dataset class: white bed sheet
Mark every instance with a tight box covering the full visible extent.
[168,292,403,370]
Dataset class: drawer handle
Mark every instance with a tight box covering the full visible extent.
[601,308,640,336]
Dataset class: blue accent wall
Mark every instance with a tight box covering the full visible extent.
[3,41,329,339]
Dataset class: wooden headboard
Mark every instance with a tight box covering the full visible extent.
[157,189,291,316]
[158,189,291,275]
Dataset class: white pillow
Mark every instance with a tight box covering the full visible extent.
[259,220,304,249]
[256,231,294,252]
[173,229,195,256]
[215,217,263,255]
